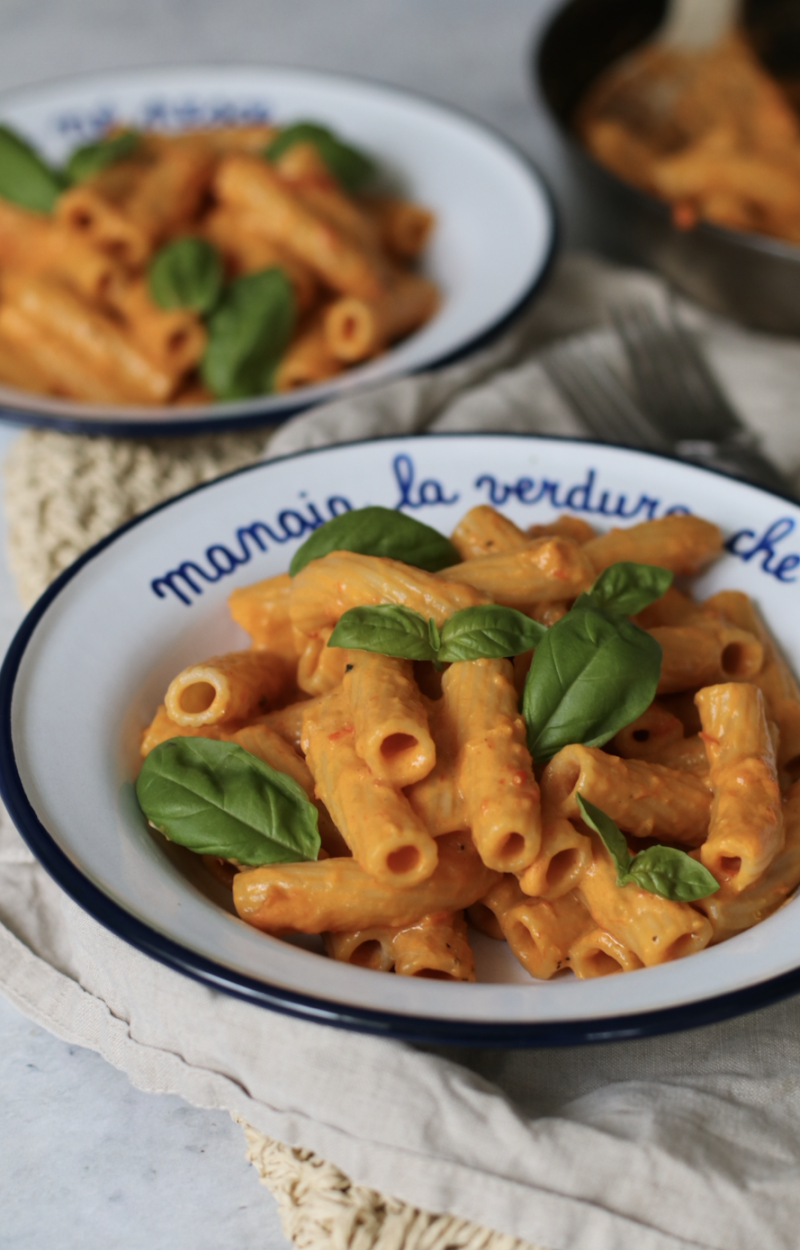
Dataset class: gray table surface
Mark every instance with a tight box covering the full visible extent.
[0,2,578,1245]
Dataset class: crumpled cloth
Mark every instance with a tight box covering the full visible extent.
[3,253,800,1250]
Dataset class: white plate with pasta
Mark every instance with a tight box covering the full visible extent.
[0,66,554,435]
[3,433,800,1044]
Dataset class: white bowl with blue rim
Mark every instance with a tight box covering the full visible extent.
[0,66,555,437]
[2,433,799,1044]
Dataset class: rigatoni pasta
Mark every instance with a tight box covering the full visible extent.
[135,502,800,986]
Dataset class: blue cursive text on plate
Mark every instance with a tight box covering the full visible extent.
[474,467,689,520]
[393,454,459,509]
[151,492,351,605]
[726,517,800,583]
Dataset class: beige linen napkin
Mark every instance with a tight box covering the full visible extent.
[3,253,800,1250]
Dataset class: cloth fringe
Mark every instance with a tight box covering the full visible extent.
[238,1120,544,1250]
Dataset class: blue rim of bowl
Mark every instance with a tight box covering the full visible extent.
[3,431,800,1046]
[0,63,559,437]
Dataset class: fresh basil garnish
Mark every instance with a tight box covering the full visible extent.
[578,562,673,618]
[265,121,375,192]
[289,506,460,576]
[328,602,545,665]
[136,737,321,866]
[201,267,295,400]
[437,605,545,662]
[149,237,224,315]
[523,604,661,762]
[330,604,439,662]
[65,129,140,184]
[0,124,64,212]
[576,794,719,902]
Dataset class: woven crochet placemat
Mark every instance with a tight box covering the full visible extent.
[2,425,543,1250]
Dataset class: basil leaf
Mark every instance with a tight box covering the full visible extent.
[328,604,437,662]
[289,506,460,576]
[136,737,320,866]
[0,124,63,212]
[201,267,295,400]
[523,605,662,762]
[65,128,140,184]
[625,845,720,902]
[427,617,442,653]
[576,793,632,878]
[582,562,674,617]
[266,121,375,192]
[149,237,224,315]
[438,605,546,663]
[576,794,719,902]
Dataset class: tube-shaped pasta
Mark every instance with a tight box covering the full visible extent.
[343,651,435,786]
[526,515,597,543]
[517,808,592,900]
[273,314,344,392]
[234,830,498,933]
[368,196,435,260]
[1,273,177,404]
[392,911,476,981]
[635,585,707,629]
[568,928,644,977]
[105,277,206,376]
[203,207,319,311]
[441,538,595,607]
[704,590,800,775]
[0,200,124,303]
[228,573,297,663]
[275,142,380,251]
[541,743,711,846]
[443,658,542,872]
[56,183,150,267]
[0,328,51,394]
[323,272,439,363]
[253,696,320,754]
[140,703,238,756]
[611,702,686,760]
[404,694,468,836]
[0,303,138,404]
[295,627,349,695]
[123,139,215,244]
[577,839,713,966]
[302,690,438,887]
[289,550,488,637]
[695,682,783,891]
[481,876,594,979]
[697,779,800,940]
[652,622,764,694]
[583,515,723,575]
[449,505,530,560]
[466,901,505,941]
[214,154,385,300]
[323,927,396,970]
[164,651,293,727]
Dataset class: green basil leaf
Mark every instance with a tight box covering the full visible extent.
[328,603,438,661]
[583,562,674,617]
[65,128,140,184]
[201,267,295,400]
[289,506,460,576]
[0,124,64,212]
[576,795,718,900]
[626,845,720,902]
[576,793,632,879]
[427,617,442,653]
[265,121,376,192]
[148,237,224,314]
[523,605,662,762]
[136,737,320,866]
[438,605,546,662]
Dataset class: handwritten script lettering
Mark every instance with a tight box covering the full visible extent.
[726,517,800,582]
[151,494,351,605]
[475,468,689,521]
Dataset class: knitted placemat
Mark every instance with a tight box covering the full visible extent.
[1,425,545,1250]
